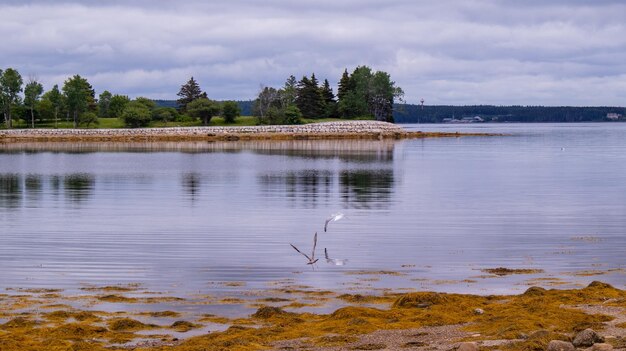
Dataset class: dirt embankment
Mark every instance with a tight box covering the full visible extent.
[0,121,497,143]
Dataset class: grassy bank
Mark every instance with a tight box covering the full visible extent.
[0,282,624,351]
[2,116,375,130]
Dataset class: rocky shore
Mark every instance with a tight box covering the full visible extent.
[0,121,487,142]
[0,281,624,351]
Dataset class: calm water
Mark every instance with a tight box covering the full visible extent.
[1,123,625,295]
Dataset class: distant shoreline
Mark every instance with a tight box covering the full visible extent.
[0,121,499,143]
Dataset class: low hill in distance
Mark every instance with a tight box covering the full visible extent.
[154,100,626,123]
[155,100,254,116]
[393,104,626,123]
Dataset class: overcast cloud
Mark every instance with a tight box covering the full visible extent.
[1,0,625,105]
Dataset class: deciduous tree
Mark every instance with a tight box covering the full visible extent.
[122,104,151,128]
[151,107,179,122]
[98,90,113,117]
[253,86,282,123]
[187,97,220,125]
[0,68,23,128]
[62,75,94,128]
[24,78,44,128]
[222,101,240,124]
[109,95,130,118]
[43,85,63,128]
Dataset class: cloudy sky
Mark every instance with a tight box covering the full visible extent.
[1,0,625,105]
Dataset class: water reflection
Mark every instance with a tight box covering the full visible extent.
[25,174,43,203]
[2,124,626,294]
[258,170,333,208]
[0,140,396,162]
[258,168,395,209]
[0,174,21,209]
[182,173,201,202]
[63,174,95,203]
[0,173,97,209]
[340,170,394,209]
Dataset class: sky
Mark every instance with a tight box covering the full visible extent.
[1,0,626,106]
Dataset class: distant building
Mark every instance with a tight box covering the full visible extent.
[443,116,484,123]
[607,113,622,120]
[461,116,484,123]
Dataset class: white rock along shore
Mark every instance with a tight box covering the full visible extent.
[0,121,416,142]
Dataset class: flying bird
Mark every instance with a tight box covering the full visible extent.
[324,212,345,232]
[290,232,319,267]
[324,248,348,266]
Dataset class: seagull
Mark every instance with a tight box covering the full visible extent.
[325,248,348,266]
[290,232,319,268]
[324,212,345,232]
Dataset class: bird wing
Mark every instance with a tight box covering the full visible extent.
[325,213,345,232]
[311,232,317,260]
[290,243,311,261]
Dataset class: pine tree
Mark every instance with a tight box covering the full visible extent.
[321,79,337,118]
[296,74,324,119]
[176,77,204,111]
[337,69,351,102]
[281,75,298,108]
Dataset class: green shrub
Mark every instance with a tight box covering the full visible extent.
[122,105,151,128]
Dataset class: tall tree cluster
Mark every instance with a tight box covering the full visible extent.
[337,66,404,122]
[253,65,402,124]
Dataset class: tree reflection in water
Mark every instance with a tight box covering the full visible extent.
[64,174,95,203]
[258,168,394,209]
[182,173,201,203]
[0,174,22,209]
[340,170,394,209]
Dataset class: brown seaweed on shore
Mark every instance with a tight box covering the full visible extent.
[0,281,623,351]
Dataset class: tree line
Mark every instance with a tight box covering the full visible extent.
[0,68,240,129]
[393,105,626,123]
[253,65,404,124]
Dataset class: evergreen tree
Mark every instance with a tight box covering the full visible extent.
[296,74,324,119]
[336,66,402,121]
[321,79,337,118]
[337,69,351,102]
[176,77,204,111]
[282,75,298,107]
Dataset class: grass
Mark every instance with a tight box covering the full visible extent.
[1,116,375,130]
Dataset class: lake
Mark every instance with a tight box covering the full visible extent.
[0,123,624,297]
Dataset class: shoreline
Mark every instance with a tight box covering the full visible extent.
[0,121,499,143]
[0,281,624,351]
